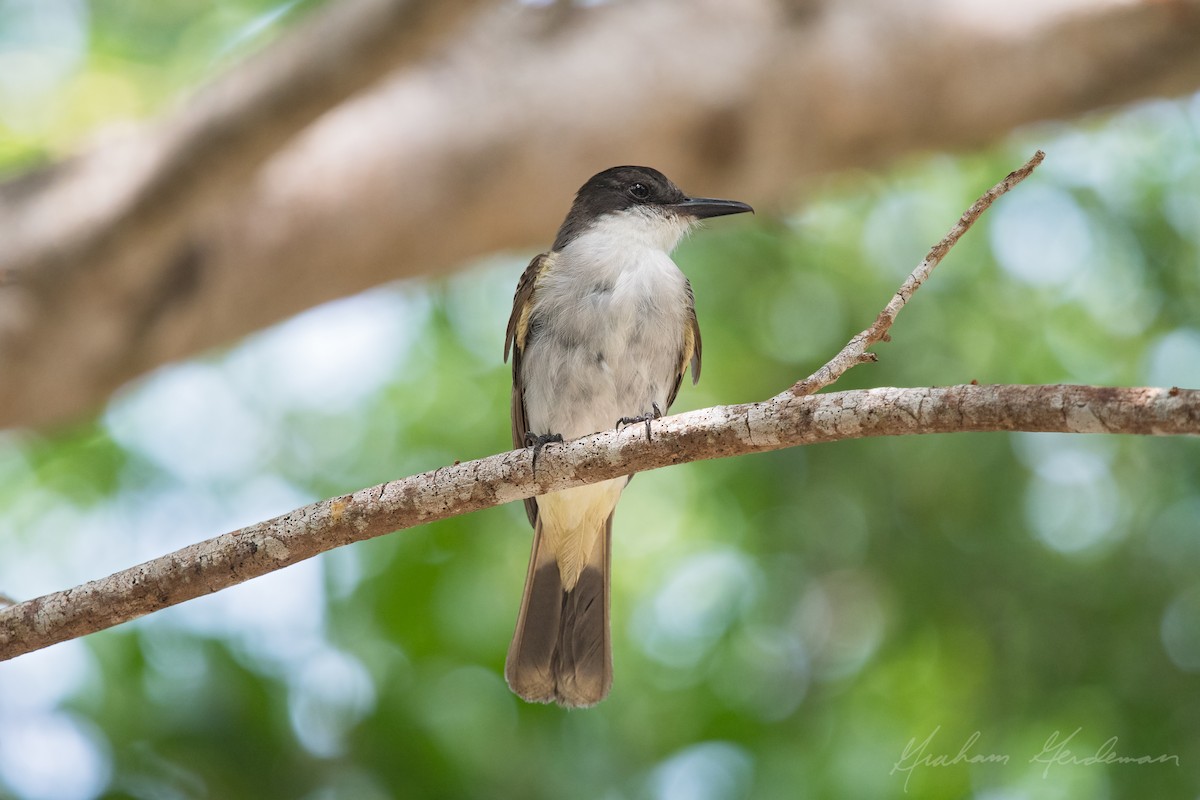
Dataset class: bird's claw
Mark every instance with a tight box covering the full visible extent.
[525,431,563,474]
[616,402,663,442]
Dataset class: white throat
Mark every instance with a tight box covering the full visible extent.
[567,207,696,256]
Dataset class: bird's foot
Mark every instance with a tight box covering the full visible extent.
[616,402,663,442]
[524,431,564,474]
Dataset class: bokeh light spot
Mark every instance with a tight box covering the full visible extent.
[1145,328,1200,389]
[989,184,1093,287]
[1161,584,1200,673]
[0,712,109,800]
[648,741,753,800]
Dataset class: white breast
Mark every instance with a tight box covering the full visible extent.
[521,208,695,441]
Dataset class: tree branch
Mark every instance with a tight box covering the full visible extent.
[0,383,1197,661]
[0,0,485,276]
[3,151,1199,661]
[4,0,1200,428]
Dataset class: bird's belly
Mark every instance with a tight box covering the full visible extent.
[537,477,625,588]
[521,299,684,441]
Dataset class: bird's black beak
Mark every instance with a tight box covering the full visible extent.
[672,196,754,219]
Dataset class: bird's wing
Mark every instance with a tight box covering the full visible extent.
[666,279,703,410]
[505,252,553,527]
[504,252,549,366]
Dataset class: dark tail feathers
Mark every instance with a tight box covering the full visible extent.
[505,517,612,708]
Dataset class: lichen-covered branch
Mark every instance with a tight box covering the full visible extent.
[1,383,1196,662]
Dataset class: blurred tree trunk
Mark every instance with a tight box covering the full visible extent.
[3,0,1200,430]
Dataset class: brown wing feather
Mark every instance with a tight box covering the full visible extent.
[506,252,552,527]
[666,279,703,409]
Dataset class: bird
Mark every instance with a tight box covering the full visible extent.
[503,165,752,707]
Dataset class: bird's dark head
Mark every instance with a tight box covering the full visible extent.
[552,166,753,252]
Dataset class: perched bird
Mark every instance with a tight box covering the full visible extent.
[503,166,752,707]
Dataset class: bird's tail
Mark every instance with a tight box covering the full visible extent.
[505,516,612,708]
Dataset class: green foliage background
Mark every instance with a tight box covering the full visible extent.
[2,3,1199,799]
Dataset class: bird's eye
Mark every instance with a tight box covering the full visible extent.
[628,183,650,200]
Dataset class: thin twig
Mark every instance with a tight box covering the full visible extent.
[788,150,1045,397]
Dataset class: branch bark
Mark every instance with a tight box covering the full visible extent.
[3,0,1200,428]
[1,383,1197,662]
